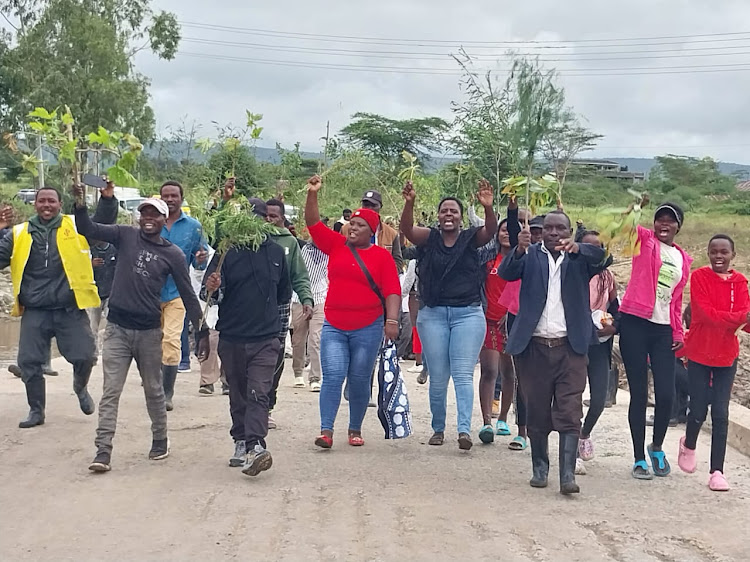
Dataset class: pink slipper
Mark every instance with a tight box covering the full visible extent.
[678,436,697,473]
[708,471,729,492]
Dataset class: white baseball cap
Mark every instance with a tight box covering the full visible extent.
[137,198,169,216]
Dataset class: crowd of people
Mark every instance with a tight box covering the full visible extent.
[2,174,747,493]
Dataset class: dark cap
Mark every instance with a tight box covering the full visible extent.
[654,203,684,229]
[247,197,267,218]
[529,216,544,230]
[361,190,383,207]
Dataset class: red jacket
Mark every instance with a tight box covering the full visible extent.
[684,266,750,367]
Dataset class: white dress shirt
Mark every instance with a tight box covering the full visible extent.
[533,245,568,338]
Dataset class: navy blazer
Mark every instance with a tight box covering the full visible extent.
[499,243,606,356]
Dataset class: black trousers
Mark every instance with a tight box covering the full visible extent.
[582,338,613,437]
[515,339,587,439]
[685,360,736,473]
[619,313,675,462]
[219,337,280,449]
[673,358,689,421]
[18,308,95,408]
[268,336,286,412]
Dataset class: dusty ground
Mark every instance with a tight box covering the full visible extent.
[1,357,749,561]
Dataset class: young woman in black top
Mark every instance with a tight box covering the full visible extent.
[400,179,498,450]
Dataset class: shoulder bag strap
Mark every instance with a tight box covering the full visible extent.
[347,244,386,313]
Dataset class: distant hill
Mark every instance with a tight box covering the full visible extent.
[596,157,750,180]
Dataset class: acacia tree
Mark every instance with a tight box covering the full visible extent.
[0,0,179,140]
[541,110,603,203]
[338,112,449,176]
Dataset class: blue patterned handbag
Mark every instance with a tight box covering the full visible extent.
[377,341,413,439]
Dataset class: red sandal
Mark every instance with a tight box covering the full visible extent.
[348,434,365,447]
[315,435,333,449]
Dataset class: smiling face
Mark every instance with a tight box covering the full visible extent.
[497,221,510,248]
[139,205,166,235]
[542,213,572,252]
[438,199,462,233]
[653,211,679,246]
[347,216,373,247]
[34,188,62,222]
[160,184,183,216]
[708,238,735,274]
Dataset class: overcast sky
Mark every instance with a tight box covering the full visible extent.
[139,0,750,163]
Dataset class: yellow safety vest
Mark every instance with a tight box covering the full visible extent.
[10,215,100,317]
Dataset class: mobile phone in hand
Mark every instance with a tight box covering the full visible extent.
[82,173,108,190]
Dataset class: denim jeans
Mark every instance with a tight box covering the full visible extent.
[319,317,383,433]
[417,305,485,435]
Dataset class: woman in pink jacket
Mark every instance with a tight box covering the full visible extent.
[619,202,692,480]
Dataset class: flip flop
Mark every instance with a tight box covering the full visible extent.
[632,460,653,480]
[495,420,511,436]
[508,435,527,450]
[478,425,495,444]
[647,444,671,477]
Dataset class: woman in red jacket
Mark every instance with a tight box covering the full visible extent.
[304,176,401,449]
[678,234,749,491]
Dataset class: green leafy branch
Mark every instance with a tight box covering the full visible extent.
[502,173,557,217]
[598,189,649,257]
[195,110,263,180]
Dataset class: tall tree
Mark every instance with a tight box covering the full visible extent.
[338,112,449,174]
[0,0,179,140]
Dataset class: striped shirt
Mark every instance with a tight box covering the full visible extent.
[292,243,329,305]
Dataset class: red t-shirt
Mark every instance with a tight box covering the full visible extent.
[309,221,401,331]
[485,253,509,321]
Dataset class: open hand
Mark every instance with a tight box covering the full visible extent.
[402,180,416,202]
[307,175,322,193]
[477,179,493,208]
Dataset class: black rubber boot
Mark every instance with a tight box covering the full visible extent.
[19,377,46,428]
[162,365,178,412]
[529,434,549,488]
[559,432,581,495]
[73,359,95,415]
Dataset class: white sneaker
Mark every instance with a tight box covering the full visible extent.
[575,457,587,475]
[293,376,306,388]
[310,381,321,392]
[407,365,422,373]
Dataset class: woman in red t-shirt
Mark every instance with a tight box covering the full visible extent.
[678,234,750,491]
[478,219,512,444]
[304,176,401,449]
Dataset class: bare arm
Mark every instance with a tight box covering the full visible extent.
[473,179,498,247]
[400,181,431,246]
[304,176,322,227]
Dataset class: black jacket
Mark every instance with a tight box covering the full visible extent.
[0,196,118,310]
[499,242,606,356]
[203,238,292,344]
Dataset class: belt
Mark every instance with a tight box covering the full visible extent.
[532,336,568,348]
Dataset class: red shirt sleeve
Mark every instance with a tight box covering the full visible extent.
[309,221,345,255]
[691,268,748,328]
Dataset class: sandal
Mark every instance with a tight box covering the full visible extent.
[428,432,445,446]
[478,425,495,444]
[495,420,511,436]
[508,435,527,451]
[647,444,671,477]
[632,460,653,480]
[348,434,365,447]
[315,435,333,449]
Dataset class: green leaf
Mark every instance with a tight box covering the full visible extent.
[59,140,76,163]
[224,137,241,151]
[106,165,138,187]
[250,127,263,140]
[21,154,42,176]
[60,111,74,126]
[195,138,214,154]
[28,107,54,120]
[28,122,46,132]
[117,150,138,172]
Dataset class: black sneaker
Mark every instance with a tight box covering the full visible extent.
[458,433,473,451]
[8,364,21,378]
[242,444,273,476]
[199,384,214,395]
[222,383,230,395]
[89,451,111,472]
[149,438,170,460]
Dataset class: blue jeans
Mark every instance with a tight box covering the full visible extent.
[319,318,383,433]
[417,305,485,435]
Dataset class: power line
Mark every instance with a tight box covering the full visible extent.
[178,51,750,76]
[180,22,750,49]
[182,36,750,63]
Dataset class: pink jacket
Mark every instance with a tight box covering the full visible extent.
[620,225,692,342]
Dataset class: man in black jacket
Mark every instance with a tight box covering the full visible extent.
[202,232,292,477]
[499,211,605,495]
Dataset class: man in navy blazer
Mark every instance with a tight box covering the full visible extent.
[499,211,605,495]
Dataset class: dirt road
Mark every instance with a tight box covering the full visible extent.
[1,357,749,561]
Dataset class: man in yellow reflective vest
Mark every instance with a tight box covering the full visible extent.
[0,187,99,428]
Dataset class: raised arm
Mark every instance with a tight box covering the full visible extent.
[73,199,122,245]
[91,181,119,224]
[400,181,431,246]
[473,180,498,247]
[304,175,322,227]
